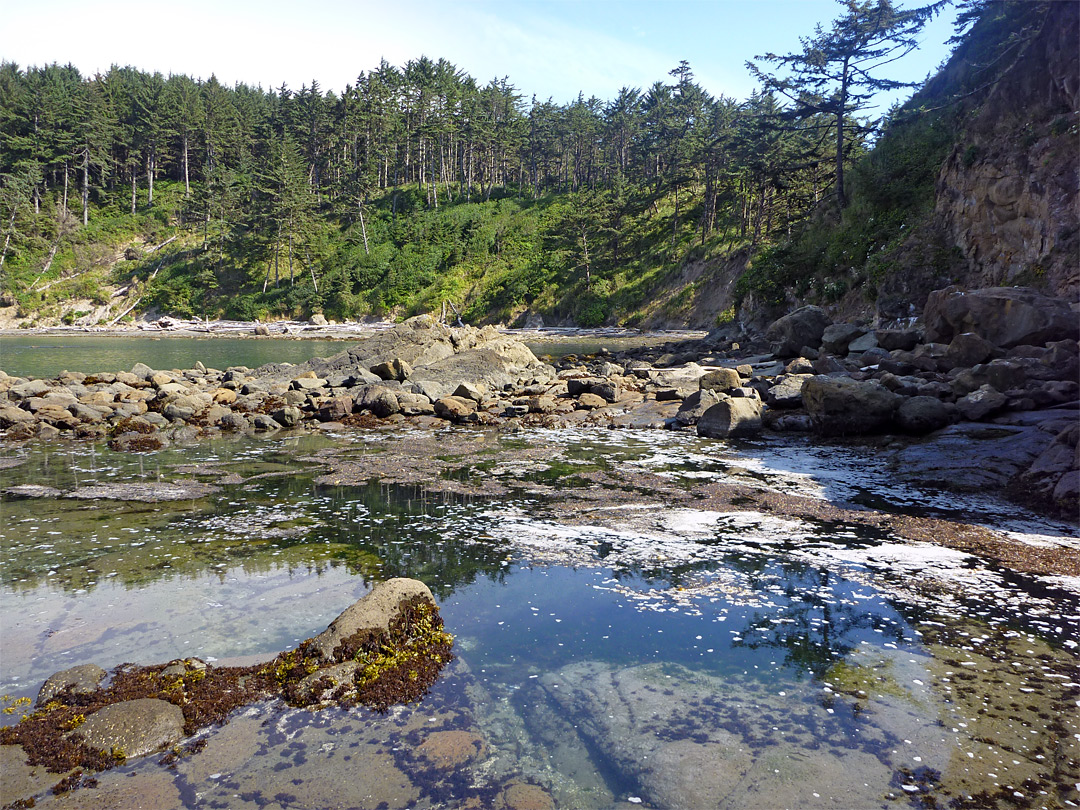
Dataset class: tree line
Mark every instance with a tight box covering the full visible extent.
[3,0,986,322]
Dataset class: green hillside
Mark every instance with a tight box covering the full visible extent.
[1,1,1065,329]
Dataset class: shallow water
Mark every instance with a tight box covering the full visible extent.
[1,428,1078,809]
[0,331,704,379]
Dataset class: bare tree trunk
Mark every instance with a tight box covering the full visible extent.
[182,132,190,196]
[130,167,137,215]
[358,203,369,255]
[147,151,155,206]
[82,149,89,226]
[62,162,69,212]
[0,208,16,270]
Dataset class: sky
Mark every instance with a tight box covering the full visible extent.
[3,0,962,113]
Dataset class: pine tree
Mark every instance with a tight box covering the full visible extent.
[748,0,943,216]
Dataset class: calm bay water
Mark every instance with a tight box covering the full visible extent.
[0,335,353,378]
[0,331,708,379]
[1,427,1077,809]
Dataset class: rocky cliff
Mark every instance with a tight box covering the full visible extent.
[934,1,1079,302]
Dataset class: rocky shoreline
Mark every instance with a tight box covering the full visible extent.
[2,285,1077,518]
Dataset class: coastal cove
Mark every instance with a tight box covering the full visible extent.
[1,315,1079,810]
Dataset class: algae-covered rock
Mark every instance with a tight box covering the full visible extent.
[309,577,436,661]
[38,664,107,704]
[74,698,185,759]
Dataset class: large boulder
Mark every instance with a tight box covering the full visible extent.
[922,286,1079,348]
[765,306,831,357]
[697,397,763,438]
[802,376,902,436]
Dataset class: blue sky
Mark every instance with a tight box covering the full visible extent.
[5,0,961,113]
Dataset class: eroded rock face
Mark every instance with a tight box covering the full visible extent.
[923,286,1080,349]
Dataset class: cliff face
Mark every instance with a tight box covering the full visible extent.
[934,1,1079,301]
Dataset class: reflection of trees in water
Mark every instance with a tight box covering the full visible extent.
[1,465,513,600]
[735,564,908,679]
[317,481,512,599]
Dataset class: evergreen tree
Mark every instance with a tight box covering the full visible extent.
[748,0,943,216]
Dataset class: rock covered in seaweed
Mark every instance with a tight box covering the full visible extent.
[0,578,453,795]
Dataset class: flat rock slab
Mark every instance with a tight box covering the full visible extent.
[65,481,221,502]
[0,744,59,806]
[892,422,1056,490]
[74,698,185,759]
[541,658,946,810]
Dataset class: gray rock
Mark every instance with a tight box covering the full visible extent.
[309,578,436,662]
[923,286,1079,348]
[821,323,865,355]
[38,664,107,704]
[698,368,741,393]
[434,396,476,422]
[371,358,413,382]
[895,396,953,434]
[453,382,486,403]
[875,329,921,351]
[766,374,814,408]
[941,332,996,370]
[697,397,763,438]
[0,405,35,427]
[802,376,902,436]
[765,306,831,357]
[675,389,721,426]
[252,414,280,431]
[74,698,185,759]
[846,332,880,353]
[272,406,303,427]
[590,380,620,403]
[956,385,1007,420]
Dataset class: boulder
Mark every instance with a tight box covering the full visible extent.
[765,306,831,357]
[821,323,864,355]
[271,406,303,427]
[696,397,763,438]
[956,384,1007,420]
[698,368,741,393]
[894,396,953,435]
[922,286,1079,348]
[371,358,413,382]
[802,376,901,436]
[38,664,107,704]
[766,374,814,408]
[309,578,436,661]
[434,396,476,422]
[941,332,996,370]
[74,698,185,759]
[846,332,880,353]
[875,329,921,352]
[675,389,721,426]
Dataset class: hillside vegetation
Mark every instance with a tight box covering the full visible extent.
[0,0,1070,330]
